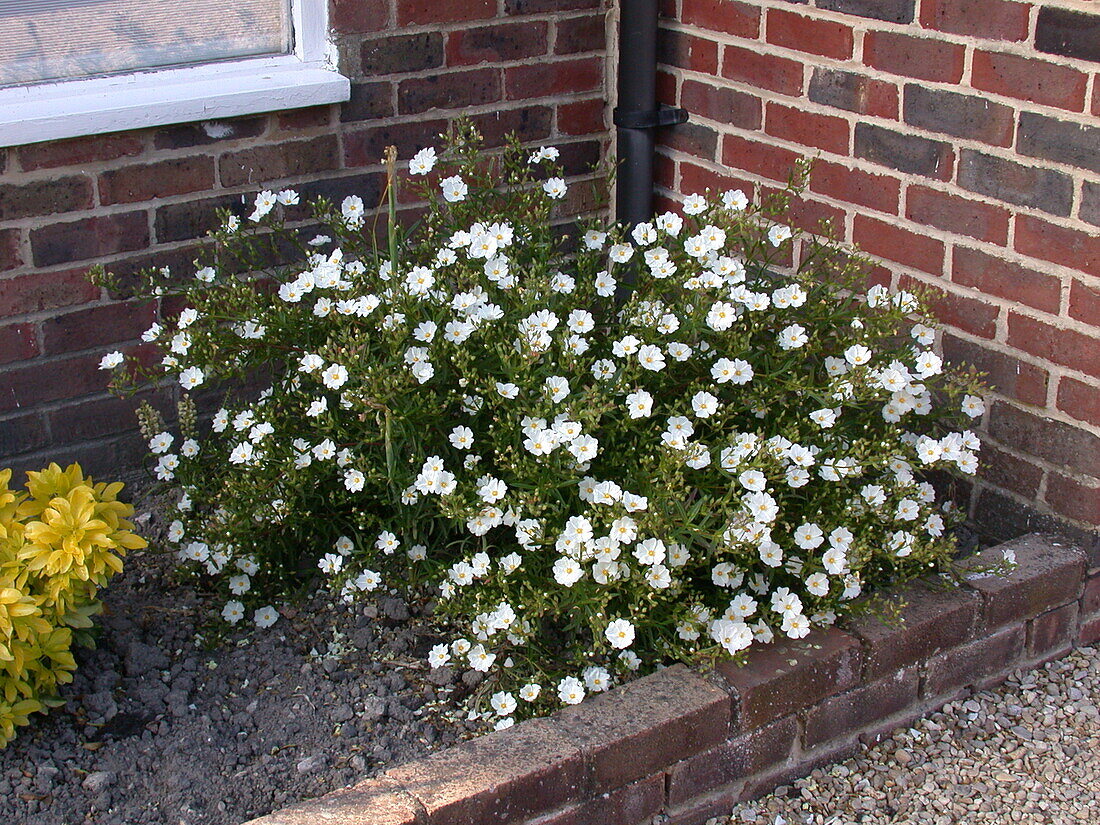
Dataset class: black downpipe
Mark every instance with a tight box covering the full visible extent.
[614,0,687,230]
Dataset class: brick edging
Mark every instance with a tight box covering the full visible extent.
[244,533,1098,825]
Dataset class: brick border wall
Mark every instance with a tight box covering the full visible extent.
[242,533,1099,825]
[651,0,1100,531]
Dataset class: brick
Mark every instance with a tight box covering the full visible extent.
[344,118,447,169]
[951,246,1061,314]
[722,134,800,183]
[1083,181,1100,228]
[782,193,845,235]
[153,118,265,150]
[398,0,494,25]
[928,285,1001,338]
[330,0,388,33]
[219,136,340,188]
[907,186,1009,245]
[553,664,730,792]
[1085,573,1100,616]
[339,82,394,124]
[864,31,964,83]
[1057,376,1100,428]
[0,268,99,316]
[361,32,444,75]
[904,86,1014,147]
[1028,601,1079,659]
[41,302,155,357]
[527,774,664,825]
[811,161,900,215]
[99,157,215,206]
[17,134,145,171]
[817,0,914,23]
[275,107,332,131]
[853,215,943,275]
[666,716,797,807]
[1035,6,1100,64]
[808,69,898,119]
[714,628,862,730]
[506,57,602,99]
[386,718,583,825]
[924,624,1026,696]
[0,413,48,456]
[0,354,104,413]
[399,67,502,115]
[0,177,93,222]
[681,0,760,37]
[1044,473,1100,525]
[766,9,853,59]
[448,21,549,67]
[242,776,418,825]
[846,582,979,680]
[0,323,37,365]
[1015,215,1100,278]
[853,123,951,180]
[962,534,1088,630]
[0,229,21,272]
[765,103,848,154]
[921,0,1029,40]
[989,400,1100,477]
[555,14,606,55]
[506,0,599,11]
[973,488,1095,548]
[154,194,245,244]
[678,160,753,200]
[659,29,719,75]
[293,173,385,215]
[681,80,761,130]
[1007,311,1100,379]
[972,51,1088,111]
[30,212,149,268]
[721,45,803,96]
[958,149,1073,217]
[663,121,719,161]
[1018,112,1100,176]
[979,444,1045,500]
[1082,614,1100,645]
[47,393,154,443]
[558,98,605,135]
[803,668,919,748]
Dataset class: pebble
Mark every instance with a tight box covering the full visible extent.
[81,771,114,794]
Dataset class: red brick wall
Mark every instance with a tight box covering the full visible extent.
[0,0,610,480]
[655,0,1100,532]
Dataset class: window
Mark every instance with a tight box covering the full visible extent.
[0,0,348,147]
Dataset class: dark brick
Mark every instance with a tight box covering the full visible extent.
[951,246,1062,315]
[1069,277,1100,327]
[555,14,606,55]
[386,718,584,825]
[155,194,245,244]
[17,134,145,171]
[361,32,444,75]
[808,69,899,119]
[0,323,37,365]
[662,121,719,161]
[0,413,48,456]
[1083,181,1100,228]
[242,776,418,825]
[973,444,1044,506]
[398,67,502,115]
[0,268,99,316]
[399,0,495,24]
[864,31,964,82]
[275,107,332,131]
[659,29,719,75]
[907,186,1010,244]
[1082,614,1100,646]
[558,97,606,136]
[0,229,21,272]
[723,134,801,183]
[681,80,761,130]
[528,775,665,825]
[1044,473,1100,528]
[1036,6,1100,64]
[922,0,1029,40]
[41,302,155,356]
[448,20,549,66]
[1018,111,1100,176]
[666,717,797,807]
[1058,375,1100,429]
[0,177,93,222]
[330,0,388,34]
[803,668,919,748]
[990,400,1100,477]
[924,624,1026,696]
[853,123,952,180]
[0,354,105,413]
[505,0,598,11]
[553,664,730,793]
[344,119,447,169]
[153,118,266,150]
[505,57,602,99]
[469,106,555,148]
[1028,601,1079,660]
[904,86,1014,146]
[681,0,760,37]
[219,136,340,188]
[973,488,1097,549]
[339,83,395,123]
[292,173,385,216]
[960,533,1088,629]
[99,157,216,205]
[817,0,914,23]
[1085,573,1100,616]
[31,212,149,268]
[47,393,158,443]
[925,285,999,339]
[845,582,979,680]
[714,628,862,730]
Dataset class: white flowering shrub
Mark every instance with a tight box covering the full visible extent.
[99,123,984,727]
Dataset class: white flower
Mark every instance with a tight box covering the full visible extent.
[519,683,541,702]
[961,394,985,418]
[711,619,753,654]
[344,468,365,492]
[222,600,246,624]
[638,344,667,371]
[321,364,348,389]
[682,193,707,214]
[276,189,299,205]
[148,432,173,454]
[254,606,279,628]
[558,676,585,705]
[542,177,567,199]
[441,175,468,202]
[355,569,382,591]
[605,618,635,649]
[794,523,824,550]
[250,190,277,221]
[626,389,653,418]
[99,351,124,370]
[318,553,343,575]
[583,230,607,249]
[449,426,475,450]
[229,442,254,465]
[767,224,792,246]
[778,324,808,350]
[552,557,585,586]
[491,691,517,716]
[409,147,437,175]
[744,491,778,523]
[712,357,753,384]
[529,146,560,163]
[468,644,496,672]
[844,344,872,366]
[179,366,204,389]
[722,189,749,211]
[691,391,719,418]
[781,612,811,638]
[428,643,450,668]
[609,243,634,264]
[809,408,837,428]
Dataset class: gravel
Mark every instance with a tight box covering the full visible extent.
[0,508,470,825]
[720,646,1100,825]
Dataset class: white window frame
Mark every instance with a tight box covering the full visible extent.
[0,0,349,148]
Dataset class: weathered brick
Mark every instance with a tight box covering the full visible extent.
[846,582,979,680]
[990,401,1100,477]
[330,0,388,33]
[1017,112,1100,176]
[765,103,848,154]
[275,107,332,131]
[0,268,99,316]
[1069,278,1100,326]
[505,0,599,11]
[154,194,245,244]
[344,118,447,169]
[506,57,602,99]
[666,716,797,807]
[811,162,901,215]
[853,123,951,180]
[921,0,1029,40]
[907,186,1010,245]
[802,667,919,748]
[1084,573,1100,617]
[979,444,1045,501]
[527,774,664,825]
[0,413,48,456]
[951,246,1061,313]
[47,392,161,443]
[721,45,803,97]
[723,135,801,183]
[714,628,862,730]
[219,136,340,188]
[961,534,1088,629]
[386,718,583,825]
[0,177,93,222]
[1014,215,1100,278]
[766,9,853,59]
[681,0,760,37]
[1028,601,1079,660]
[1043,473,1100,526]
[0,354,104,413]
[659,29,719,75]
[808,69,898,119]
[241,776,418,825]
[17,133,145,171]
[99,157,215,206]
[663,121,719,161]
[339,82,394,124]
[555,14,606,55]
[553,664,730,792]
[941,334,1048,408]
[782,192,845,235]
[681,80,761,130]
[361,32,444,75]
[398,0,494,25]
[399,67,502,114]
[1007,311,1100,379]
[448,20,549,67]
[41,302,155,357]
[972,51,1088,111]
[1057,376,1100,429]
[924,624,1026,697]
[0,229,21,272]
[153,118,265,150]
[0,323,37,365]
[853,215,943,275]
[1035,6,1100,64]
[817,0,914,23]
[558,98,606,135]
[927,285,1000,339]
[1082,614,1100,646]
[864,31,964,83]
[30,212,149,268]
[1083,181,1100,228]
[904,86,1014,147]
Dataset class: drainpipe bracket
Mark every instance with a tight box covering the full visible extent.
[612,105,689,130]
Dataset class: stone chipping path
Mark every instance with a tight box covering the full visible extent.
[716,646,1100,825]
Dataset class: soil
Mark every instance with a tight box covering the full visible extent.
[0,508,468,825]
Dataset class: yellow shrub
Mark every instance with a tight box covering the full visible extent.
[0,464,144,748]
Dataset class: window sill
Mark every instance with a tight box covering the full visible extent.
[0,55,350,148]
